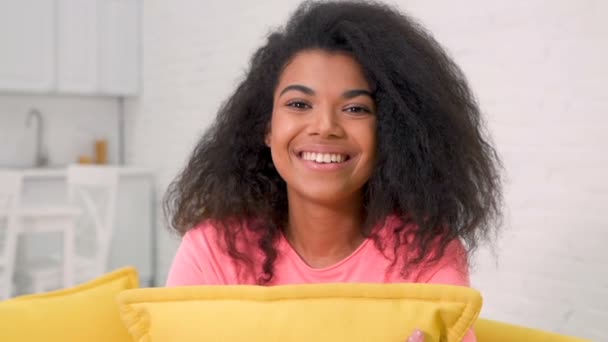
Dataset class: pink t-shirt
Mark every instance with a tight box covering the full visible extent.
[166,219,476,341]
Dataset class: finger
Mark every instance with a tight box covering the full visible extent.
[406,329,424,342]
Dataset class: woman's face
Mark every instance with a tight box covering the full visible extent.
[266,49,377,205]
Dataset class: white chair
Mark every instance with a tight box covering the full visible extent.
[23,165,119,293]
[0,171,23,300]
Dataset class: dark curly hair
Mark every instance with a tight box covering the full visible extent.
[164,0,502,284]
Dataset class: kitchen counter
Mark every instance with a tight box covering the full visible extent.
[20,166,153,179]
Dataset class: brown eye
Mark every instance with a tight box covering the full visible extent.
[287,101,311,110]
[345,106,372,114]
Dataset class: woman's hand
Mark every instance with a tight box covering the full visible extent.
[406,329,425,342]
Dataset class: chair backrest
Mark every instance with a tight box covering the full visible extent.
[67,165,119,277]
[0,170,23,300]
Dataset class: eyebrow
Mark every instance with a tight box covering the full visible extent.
[342,89,373,99]
[279,84,373,99]
[279,84,315,96]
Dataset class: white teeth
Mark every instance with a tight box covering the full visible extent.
[301,152,347,163]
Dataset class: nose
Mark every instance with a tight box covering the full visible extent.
[308,106,345,138]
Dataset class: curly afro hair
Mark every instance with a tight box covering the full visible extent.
[165,0,502,284]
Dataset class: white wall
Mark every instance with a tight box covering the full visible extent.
[406,2,608,340]
[0,94,120,167]
[126,1,608,340]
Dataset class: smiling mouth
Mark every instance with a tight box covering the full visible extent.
[298,151,351,164]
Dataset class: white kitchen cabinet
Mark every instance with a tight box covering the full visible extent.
[0,0,55,92]
[0,0,140,96]
[56,0,99,93]
[99,0,140,95]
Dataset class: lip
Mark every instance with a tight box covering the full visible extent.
[293,144,356,171]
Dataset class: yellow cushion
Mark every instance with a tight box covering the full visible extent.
[118,283,482,342]
[475,318,591,342]
[0,267,139,342]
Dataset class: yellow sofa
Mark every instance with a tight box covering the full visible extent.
[475,319,589,342]
[0,267,591,342]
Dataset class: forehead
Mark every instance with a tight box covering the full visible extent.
[276,49,371,93]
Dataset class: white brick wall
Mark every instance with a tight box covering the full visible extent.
[125,1,608,339]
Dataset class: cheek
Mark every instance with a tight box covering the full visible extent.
[357,122,378,181]
[268,119,294,183]
[268,113,294,165]
[268,115,281,149]
[358,121,377,160]
[269,112,299,149]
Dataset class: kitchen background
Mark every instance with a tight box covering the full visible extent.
[1,1,606,340]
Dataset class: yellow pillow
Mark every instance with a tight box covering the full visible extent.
[118,283,481,342]
[0,267,139,342]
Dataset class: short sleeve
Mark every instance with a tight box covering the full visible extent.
[165,224,235,286]
[419,238,470,286]
[165,229,207,286]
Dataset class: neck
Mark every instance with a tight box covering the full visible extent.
[285,191,365,268]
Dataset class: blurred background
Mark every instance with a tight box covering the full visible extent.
[0,1,606,340]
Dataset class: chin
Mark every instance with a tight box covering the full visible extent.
[291,184,359,205]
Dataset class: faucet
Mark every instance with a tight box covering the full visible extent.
[25,108,48,167]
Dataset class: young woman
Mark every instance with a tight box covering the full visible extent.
[165,2,502,341]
